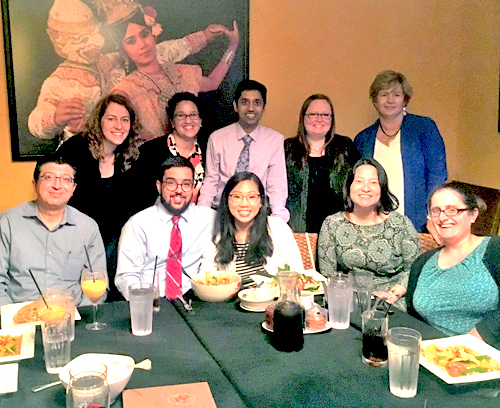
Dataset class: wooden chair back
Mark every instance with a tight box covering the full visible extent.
[293,233,318,270]
[451,181,500,236]
[418,233,441,253]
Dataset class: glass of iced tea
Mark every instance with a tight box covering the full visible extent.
[361,310,388,367]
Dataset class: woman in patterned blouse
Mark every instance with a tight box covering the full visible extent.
[133,92,206,211]
[318,158,421,310]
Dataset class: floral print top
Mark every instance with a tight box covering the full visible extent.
[318,211,421,293]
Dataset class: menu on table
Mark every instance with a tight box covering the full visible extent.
[123,382,217,407]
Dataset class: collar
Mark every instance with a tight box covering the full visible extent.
[235,123,260,142]
[166,133,201,158]
[22,201,75,227]
[154,197,194,225]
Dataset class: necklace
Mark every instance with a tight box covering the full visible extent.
[136,65,178,104]
[308,140,325,156]
[379,123,401,138]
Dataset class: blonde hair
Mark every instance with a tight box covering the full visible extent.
[369,70,413,104]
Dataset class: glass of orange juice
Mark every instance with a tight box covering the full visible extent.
[81,268,107,331]
[38,288,75,340]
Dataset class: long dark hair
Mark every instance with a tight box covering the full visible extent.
[343,158,398,214]
[214,172,273,265]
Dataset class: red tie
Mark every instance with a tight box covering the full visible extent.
[166,215,182,299]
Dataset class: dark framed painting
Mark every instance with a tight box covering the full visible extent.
[2,0,249,160]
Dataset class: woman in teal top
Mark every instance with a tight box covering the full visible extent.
[407,182,500,345]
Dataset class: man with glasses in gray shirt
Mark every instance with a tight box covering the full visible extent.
[0,156,106,307]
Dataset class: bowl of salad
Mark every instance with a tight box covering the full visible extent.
[191,271,242,302]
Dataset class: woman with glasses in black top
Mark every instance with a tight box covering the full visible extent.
[285,94,359,233]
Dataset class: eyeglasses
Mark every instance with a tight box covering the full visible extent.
[162,179,194,192]
[305,113,332,120]
[428,207,469,218]
[229,194,261,204]
[174,112,200,121]
[39,173,74,185]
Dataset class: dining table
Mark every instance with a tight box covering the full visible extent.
[2,295,500,408]
[0,299,247,408]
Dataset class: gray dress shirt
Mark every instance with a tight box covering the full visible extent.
[0,201,107,307]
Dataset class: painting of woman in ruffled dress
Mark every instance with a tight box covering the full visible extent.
[109,3,239,140]
[25,0,242,146]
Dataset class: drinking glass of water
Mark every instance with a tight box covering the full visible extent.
[387,327,421,398]
[66,363,110,408]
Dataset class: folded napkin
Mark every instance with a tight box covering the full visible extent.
[0,363,18,394]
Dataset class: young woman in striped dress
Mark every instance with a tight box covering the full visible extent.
[201,172,303,286]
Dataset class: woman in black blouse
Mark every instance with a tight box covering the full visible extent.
[56,94,142,301]
[285,94,359,233]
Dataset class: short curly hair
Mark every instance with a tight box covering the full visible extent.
[166,92,203,129]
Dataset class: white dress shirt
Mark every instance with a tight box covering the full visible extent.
[116,199,215,299]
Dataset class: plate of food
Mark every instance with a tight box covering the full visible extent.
[420,335,500,384]
[251,269,326,295]
[1,301,81,329]
[0,325,35,363]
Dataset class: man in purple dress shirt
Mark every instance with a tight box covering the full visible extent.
[198,80,289,221]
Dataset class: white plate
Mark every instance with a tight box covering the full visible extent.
[240,304,266,312]
[261,321,332,335]
[0,325,35,363]
[1,301,81,329]
[0,363,18,394]
[251,269,326,295]
[420,334,500,384]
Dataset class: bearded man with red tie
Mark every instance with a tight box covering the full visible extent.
[116,157,215,300]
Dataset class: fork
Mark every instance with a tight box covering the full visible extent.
[177,294,195,314]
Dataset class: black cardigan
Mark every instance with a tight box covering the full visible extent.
[284,135,359,233]
[406,235,500,347]
[56,135,133,243]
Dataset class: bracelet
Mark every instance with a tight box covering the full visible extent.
[221,50,235,65]
[389,289,401,298]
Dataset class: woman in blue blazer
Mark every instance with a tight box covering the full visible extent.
[354,70,447,232]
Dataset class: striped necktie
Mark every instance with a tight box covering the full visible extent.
[166,215,182,299]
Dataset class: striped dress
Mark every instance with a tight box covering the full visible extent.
[234,242,268,287]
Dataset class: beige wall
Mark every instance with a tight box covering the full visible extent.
[0,0,498,213]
